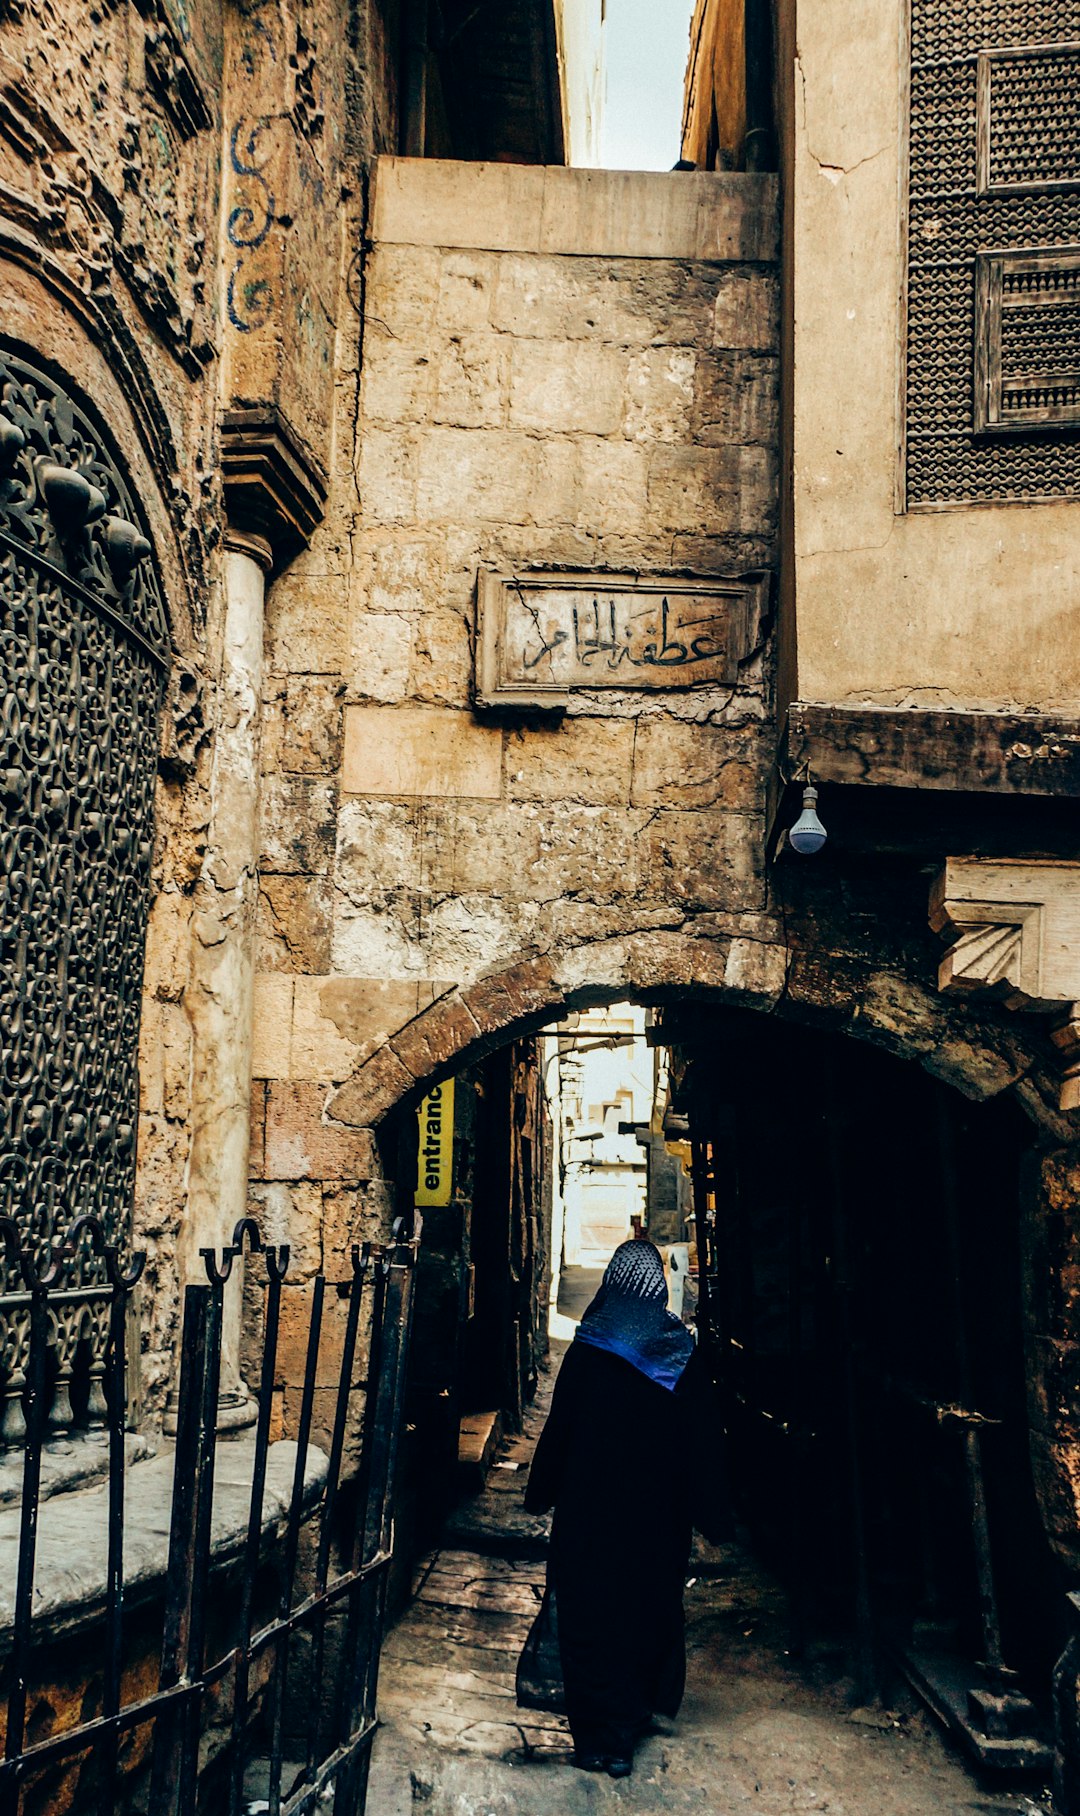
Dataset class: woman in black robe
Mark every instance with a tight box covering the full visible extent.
[522,1239,730,1778]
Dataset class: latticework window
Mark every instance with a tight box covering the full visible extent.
[906,0,1080,505]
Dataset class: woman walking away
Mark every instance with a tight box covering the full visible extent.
[521,1239,731,1779]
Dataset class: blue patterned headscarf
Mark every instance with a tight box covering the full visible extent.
[574,1240,695,1392]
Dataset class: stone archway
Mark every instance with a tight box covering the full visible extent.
[328,925,1062,1134]
[326,923,1080,1582]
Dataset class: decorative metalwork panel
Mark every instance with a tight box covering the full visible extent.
[0,345,167,1438]
[906,0,1080,506]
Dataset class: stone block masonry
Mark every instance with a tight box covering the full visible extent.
[342,706,504,798]
[250,157,780,1271]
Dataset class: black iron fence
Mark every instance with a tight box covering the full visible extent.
[0,1209,420,1815]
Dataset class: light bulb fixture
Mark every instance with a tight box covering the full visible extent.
[788,784,827,856]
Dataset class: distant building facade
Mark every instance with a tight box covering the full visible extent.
[550,1006,653,1267]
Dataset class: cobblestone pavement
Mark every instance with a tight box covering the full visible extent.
[367,1332,1054,1815]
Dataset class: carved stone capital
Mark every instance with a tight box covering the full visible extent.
[930,858,1080,1110]
[222,525,274,572]
[220,406,327,567]
[932,904,1041,1010]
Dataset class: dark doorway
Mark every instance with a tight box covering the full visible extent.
[392,1037,552,1591]
[668,1005,1057,1760]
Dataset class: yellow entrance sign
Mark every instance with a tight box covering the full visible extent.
[416,1078,455,1207]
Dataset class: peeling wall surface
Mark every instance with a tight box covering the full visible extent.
[791,0,1080,713]
[249,158,782,1187]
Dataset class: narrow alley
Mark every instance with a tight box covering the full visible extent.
[3,0,1080,1801]
[369,1277,1053,1816]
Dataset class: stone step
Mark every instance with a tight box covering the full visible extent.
[458,1409,502,1488]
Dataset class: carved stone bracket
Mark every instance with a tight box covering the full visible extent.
[930,858,1080,1110]
[220,405,327,565]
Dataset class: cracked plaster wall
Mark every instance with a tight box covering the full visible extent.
[791,1,1080,713]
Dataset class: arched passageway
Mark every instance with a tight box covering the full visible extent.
[360,960,1076,1808]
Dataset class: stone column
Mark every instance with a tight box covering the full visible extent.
[178,528,272,1423]
[185,0,332,1418]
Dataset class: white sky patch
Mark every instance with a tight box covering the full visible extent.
[600,0,697,172]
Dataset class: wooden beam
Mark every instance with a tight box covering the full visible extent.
[784,703,1080,799]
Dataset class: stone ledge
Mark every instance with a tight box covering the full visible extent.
[784,702,1080,798]
[0,1431,157,1510]
[371,159,779,264]
[0,1434,327,1645]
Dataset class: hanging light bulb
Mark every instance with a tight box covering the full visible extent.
[788,784,827,855]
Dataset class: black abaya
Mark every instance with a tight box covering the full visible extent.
[523,1339,730,1758]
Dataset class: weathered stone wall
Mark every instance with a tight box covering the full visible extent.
[0,0,226,1403]
[250,158,781,1219]
[0,0,376,1409]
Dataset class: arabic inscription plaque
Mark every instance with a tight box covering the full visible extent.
[475,571,767,710]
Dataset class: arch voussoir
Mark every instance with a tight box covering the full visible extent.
[327,931,790,1129]
[328,1044,417,1130]
[326,921,1075,1141]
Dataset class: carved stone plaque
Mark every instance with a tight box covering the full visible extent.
[475,570,767,711]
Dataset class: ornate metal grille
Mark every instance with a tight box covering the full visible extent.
[974,247,1080,431]
[0,1216,419,1816]
[906,0,1080,507]
[0,345,168,1443]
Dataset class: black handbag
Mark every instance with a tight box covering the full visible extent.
[515,1584,565,1713]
